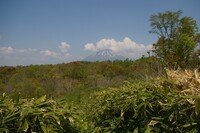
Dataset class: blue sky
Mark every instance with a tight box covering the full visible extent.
[0,0,200,66]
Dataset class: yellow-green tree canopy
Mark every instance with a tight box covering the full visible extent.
[150,10,199,68]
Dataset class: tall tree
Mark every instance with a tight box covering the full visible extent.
[150,10,199,68]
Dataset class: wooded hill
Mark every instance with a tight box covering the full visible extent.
[0,57,164,99]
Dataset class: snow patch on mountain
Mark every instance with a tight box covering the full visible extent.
[83,49,125,62]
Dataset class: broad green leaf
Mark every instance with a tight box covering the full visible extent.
[35,95,46,104]
[169,112,174,122]
[120,111,124,117]
[195,98,200,116]
[41,125,47,133]
[133,128,138,133]
[43,112,54,118]
[149,120,158,126]
[152,117,163,121]
[145,125,151,133]
[22,119,29,132]
[187,129,199,133]
[20,107,33,117]
[183,122,197,127]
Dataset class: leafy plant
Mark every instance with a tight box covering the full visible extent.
[87,80,200,132]
[0,94,79,133]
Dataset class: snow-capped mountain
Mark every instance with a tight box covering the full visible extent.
[83,49,125,62]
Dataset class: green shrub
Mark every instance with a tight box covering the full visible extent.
[1,79,200,133]
[87,80,200,132]
[0,94,79,133]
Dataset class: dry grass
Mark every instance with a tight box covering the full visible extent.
[166,68,200,103]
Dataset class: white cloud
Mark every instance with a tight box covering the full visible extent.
[0,46,14,54]
[0,46,41,66]
[17,48,37,53]
[0,45,73,66]
[40,50,58,57]
[0,46,37,55]
[84,43,97,51]
[84,37,152,58]
[58,42,70,53]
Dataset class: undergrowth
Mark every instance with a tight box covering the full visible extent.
[86,79,200,132]
[1,70,200,132]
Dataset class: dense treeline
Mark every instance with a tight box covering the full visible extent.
[0,56,199,99]
[0,57,165,98]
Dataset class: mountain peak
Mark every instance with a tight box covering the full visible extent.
[83,49,125,62]
[96,49,115,58]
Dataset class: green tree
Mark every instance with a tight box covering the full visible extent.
[150,10,199,68]
[71,62,86,79]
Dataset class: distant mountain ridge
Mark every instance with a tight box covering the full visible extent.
[83,49,125,62]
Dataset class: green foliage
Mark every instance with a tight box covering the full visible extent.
[1,59,160,98]
[87,80,200,132]
[1,74,200,132]
[150,10,199,68]
[150,10,182,39]
[34,87,45,98]
[0,94,79,133]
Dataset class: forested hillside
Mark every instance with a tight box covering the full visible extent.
[0,57,165,99]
